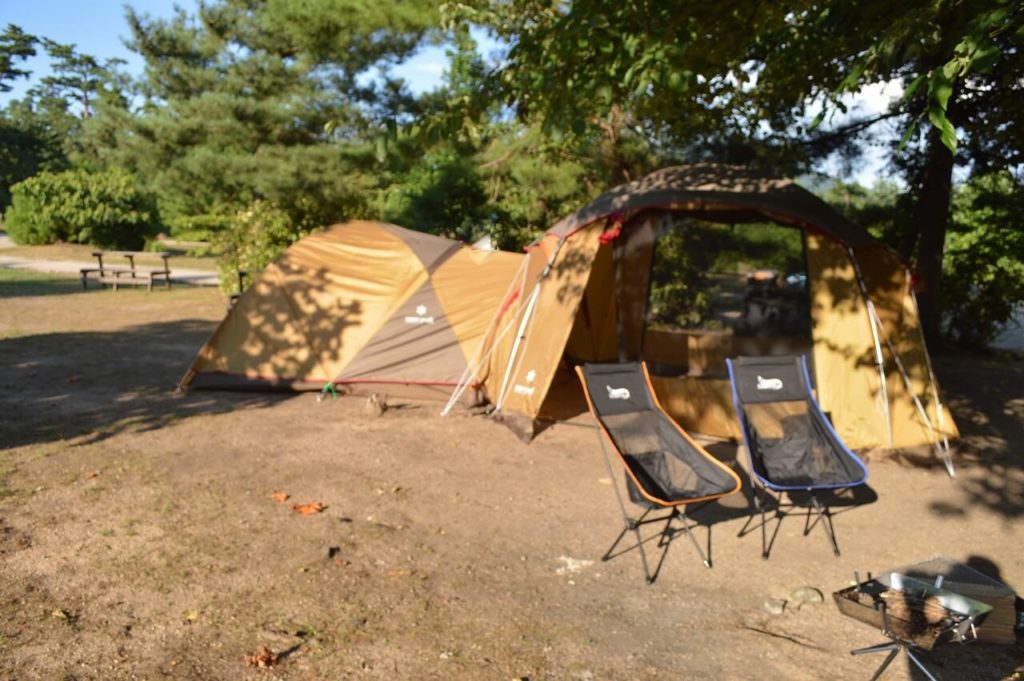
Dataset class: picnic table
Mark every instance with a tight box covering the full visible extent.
[80,250,173,291]
[228,268,262,308]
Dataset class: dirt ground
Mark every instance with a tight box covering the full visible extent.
[1,273,1022,680]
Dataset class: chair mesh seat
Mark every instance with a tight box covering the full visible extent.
[579,362,741,506]
[726,354,869,559]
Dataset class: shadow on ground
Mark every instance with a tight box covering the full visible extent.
[931,353,1024,521]
[0,318,289,450]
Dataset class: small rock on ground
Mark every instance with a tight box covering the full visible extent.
[790,586,824,605]
[763,598,787,616]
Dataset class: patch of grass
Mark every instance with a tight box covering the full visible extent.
[0,453,17,499]
[0,269,81,299]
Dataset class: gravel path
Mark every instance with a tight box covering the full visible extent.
[0,231,219,286]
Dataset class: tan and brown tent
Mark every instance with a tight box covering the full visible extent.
[180,220,524,399]
[467,165,958,456]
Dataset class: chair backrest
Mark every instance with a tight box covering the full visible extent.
[726,355,868,491]
[577,362,741,506]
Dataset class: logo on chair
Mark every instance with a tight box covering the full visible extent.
[756,375,783,391]
[606,385,631,400]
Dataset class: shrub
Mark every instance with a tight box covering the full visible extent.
[162,213,233,242]
[214,200,318,291]
[943,172,1024,348]
[4,168,159,249]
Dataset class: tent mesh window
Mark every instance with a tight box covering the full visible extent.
[642,215,813,378]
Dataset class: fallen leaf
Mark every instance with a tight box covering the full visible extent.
[66,376,80,384]
[271,491,290,502]
[387,568,413,577]
[183,608,198,622]
[244,646,278,668]
[291,501,325,515]
[334,558,351,567]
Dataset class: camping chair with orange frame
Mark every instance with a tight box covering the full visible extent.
[576,362,743,583]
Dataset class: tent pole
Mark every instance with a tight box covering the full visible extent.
[848,248,894,448]
[493,281,542,413]
[493,238,566,413]
[441,256,530,416]
[850,256,954,476]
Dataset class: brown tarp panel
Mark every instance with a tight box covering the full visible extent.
[615,214,657,361]
[648,375,741,440]
[379,222,462,272]
[336,281,466,384]
[484,227,604,417]
[564,241,618,363]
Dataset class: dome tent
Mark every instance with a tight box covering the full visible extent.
[180,220,524,399]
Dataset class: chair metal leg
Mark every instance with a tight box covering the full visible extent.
[754,491,769,560]
[633,520,655,584]
[811,494,841,557]
[675,507,711,568]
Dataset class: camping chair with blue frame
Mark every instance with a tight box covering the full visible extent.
[726,355,868,559]
[576,362,743,583]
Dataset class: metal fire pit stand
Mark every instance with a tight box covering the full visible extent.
[835,571,989,681]
[850,633,939,681]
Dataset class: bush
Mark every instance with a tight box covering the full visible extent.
[162,213,233,242]
[4,168,159,249]
[214,200,318,291]
[943,172,1024,348]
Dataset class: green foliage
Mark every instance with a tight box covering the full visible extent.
[818,179,905,246]
[648,227,714,328]
[0,24,36,93]
[380,149,489,242]
[943,172,1024,348]
[4,168,159,249]
[78,0,438,233]
[0,100,72,210]
[162,214,233,241]
[213,200,318,290]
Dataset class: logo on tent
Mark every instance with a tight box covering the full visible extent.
[606,385,631,400]
[513,369,537,396]
[404,304,435,325]
[756,375,783,391]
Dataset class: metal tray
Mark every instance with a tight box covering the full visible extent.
[833,581,976,650]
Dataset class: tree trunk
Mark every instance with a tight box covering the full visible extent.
[910,125,955,347]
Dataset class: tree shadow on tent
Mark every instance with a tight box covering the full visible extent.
[0,318,290,450]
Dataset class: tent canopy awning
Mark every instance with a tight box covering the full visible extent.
[547,164,879,249]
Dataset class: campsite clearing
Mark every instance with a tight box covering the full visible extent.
[1,272,1022,680]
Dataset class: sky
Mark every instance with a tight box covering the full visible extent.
[1,1,897,186]
[0,0,452,102]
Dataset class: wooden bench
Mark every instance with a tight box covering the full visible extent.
[81,251,173,292]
